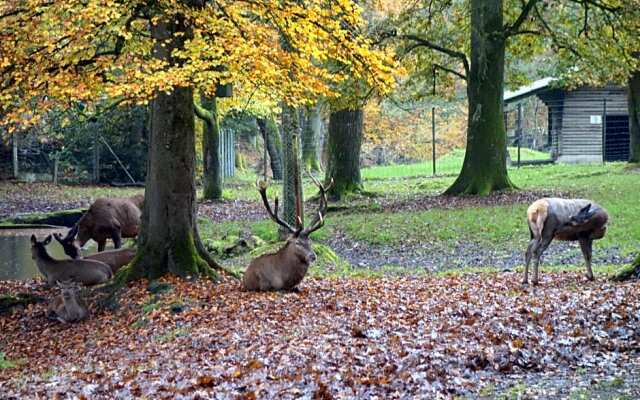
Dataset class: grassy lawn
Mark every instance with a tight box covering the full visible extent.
[208,151,639,275]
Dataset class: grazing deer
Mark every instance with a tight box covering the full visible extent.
[242,175,333,291]
[54,227,135,273]
[75,194,144,251]
[47,280,89,324]
[30,235,113,286]
[524,198,608,285]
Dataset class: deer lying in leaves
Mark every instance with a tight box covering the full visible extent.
[31,235,113,286]
[242,176,333,292]
[524,198,608,285]
[54,227,135,273]
[74,194,144,251]
[47,280,89,324]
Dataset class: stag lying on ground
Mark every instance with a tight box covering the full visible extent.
[31,235,113,286]
[75,194,144,251]
[47,280,89,324]
[54,227,135,273]
[524,198,608,285]
[242,176,333,292]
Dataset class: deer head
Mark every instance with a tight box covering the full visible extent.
[568,203,597,227]
[54,225,82,259]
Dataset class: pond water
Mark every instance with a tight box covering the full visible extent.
[0,228,104,281]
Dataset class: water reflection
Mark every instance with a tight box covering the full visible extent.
[0,229,104,281]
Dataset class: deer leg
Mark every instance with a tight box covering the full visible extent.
[523,238,539,285]
[532,235,554,286]
[579,237,594,281]
[98,240,106,252]
[111,229,122,249]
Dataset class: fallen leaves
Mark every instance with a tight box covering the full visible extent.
[1,272,639,398]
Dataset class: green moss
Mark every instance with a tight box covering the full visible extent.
[0,353,17,370]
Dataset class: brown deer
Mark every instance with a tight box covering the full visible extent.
[524,198,608,285]
[31,235,113,286]
[47,280,89,324]
[54,227,135,273]
[242,175,333,292]
[74,194,144,251]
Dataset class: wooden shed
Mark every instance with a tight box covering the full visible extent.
[504,78,630,163]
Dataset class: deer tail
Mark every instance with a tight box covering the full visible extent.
[527,200,548,239]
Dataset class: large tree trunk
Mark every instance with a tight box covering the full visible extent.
[257,117,283,180]
[444,0,515,195]
[325,108,364,200]
[629,70,640,163]
[126,15,214,280]
[280,103,303,239]
[302,103,322,172]
[195,96,223,200]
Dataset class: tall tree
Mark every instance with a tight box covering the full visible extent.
[394,0,637,194]
[257,117,283,180]
[302,104,322,172]
[325,108,364,199]
[194,96,223,200]
[0,1,395,280]
[280,103,303,238]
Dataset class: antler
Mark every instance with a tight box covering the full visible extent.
[256,180,300,235]
[301,173,333,236]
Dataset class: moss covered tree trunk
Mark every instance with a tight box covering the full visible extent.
[302,103,322,172]
[325,108,364,200]
[257,117,283,180]
[195,96,222,200]
[280,103,303,239]
[612,254,640,281]
[629,70,640,163]
[126,14,215,281]
[444,0,515,195]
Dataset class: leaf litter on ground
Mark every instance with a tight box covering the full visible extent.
[1,272,639,399]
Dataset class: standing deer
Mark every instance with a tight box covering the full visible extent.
[242,175,333,291]
[54,227,135,273]
[47,280,89,324]
[74,194,144,251]
[524,198,608,285]
[30,235,113,286]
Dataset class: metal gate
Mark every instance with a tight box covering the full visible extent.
[219,128,235,177]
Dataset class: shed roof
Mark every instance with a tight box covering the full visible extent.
[504,77,556,103]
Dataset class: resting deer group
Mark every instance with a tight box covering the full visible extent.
[74,194,144,251]
[524,198,608,285]
[54,227,135,273]
[30,235,113,286]
[242,175,333,292]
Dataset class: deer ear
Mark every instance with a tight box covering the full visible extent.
[31,234,37,244]
[580,204,592,214]
[43,235,53,245]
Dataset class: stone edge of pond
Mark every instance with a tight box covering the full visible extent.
[0,208,86,228]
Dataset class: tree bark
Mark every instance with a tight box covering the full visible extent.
[325,108,364,200]
[628,70,640,163]
[195,96,223,200]
[302,103,322,172]
[126,14,216,281]
[257,117,283,180]
[444,0,515,195]
[280,103,303,239]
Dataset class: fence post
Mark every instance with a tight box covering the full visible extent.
[517,102,522,168]
[12,133,18,178]
[53,153,59,185]
[432,66,436,176]
[602,98,607,164]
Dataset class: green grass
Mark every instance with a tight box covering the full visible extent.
[361,147,550,180]
[198,158,639,275]
[0,352,17,369]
